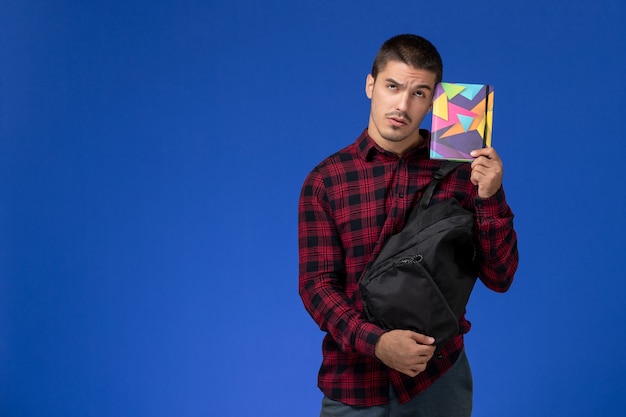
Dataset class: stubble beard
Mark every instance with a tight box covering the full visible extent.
[381,125,412,143]
[381,111,416,143]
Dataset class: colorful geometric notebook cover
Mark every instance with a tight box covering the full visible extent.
[430,82,494,161]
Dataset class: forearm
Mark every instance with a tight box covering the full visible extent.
[474,188,519,292]
[299,270,385,356]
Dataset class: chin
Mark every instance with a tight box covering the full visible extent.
[382,131,411,143]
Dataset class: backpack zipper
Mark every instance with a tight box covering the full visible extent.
[398,254,423,265]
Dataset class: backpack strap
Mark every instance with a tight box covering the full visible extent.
[418,161,463,208]
[408,161,463,222]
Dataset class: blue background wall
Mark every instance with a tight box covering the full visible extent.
[2,1,625,416]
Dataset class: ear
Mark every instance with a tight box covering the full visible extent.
[365,74,374,99]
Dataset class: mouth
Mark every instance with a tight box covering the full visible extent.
[386,112,411,128]
[387,116,408,127]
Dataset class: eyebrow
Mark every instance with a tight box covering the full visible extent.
[385,78,433,91]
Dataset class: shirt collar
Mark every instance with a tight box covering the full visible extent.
[355,128,431,161]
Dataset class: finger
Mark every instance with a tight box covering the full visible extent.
[470,164,489,182]
[472,157,502,179]
[405,364,426,377]
[408,332,435,345]
[470,147,500,161]
[471,157,491,173]
[412,361,428,372]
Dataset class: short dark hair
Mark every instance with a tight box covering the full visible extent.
[371,34,443,84]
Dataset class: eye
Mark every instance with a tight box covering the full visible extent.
[387,83,398,90]
[413,90,425,98]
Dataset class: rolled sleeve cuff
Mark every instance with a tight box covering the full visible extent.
[356,322,386,357]
[474,187,508,217]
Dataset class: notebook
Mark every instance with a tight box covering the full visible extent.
[430,82,494,161]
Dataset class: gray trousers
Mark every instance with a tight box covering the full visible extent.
[320,349,473,417]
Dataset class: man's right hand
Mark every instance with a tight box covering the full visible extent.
[374,330,436,377]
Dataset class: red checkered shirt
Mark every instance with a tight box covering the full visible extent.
[298,129,518,406]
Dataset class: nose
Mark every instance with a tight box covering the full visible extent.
[395,92,411,112]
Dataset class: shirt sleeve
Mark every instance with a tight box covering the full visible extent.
[473,187,519,292]
[298,169,385,357]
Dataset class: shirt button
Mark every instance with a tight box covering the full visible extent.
[399,193,404,198]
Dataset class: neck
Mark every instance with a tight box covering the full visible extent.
[368,129,424,156]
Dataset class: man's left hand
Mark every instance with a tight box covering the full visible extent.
[470,147,504,199]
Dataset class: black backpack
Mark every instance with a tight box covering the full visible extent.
[359,162,478,345]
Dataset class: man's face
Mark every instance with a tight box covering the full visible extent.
[365,60,437,155]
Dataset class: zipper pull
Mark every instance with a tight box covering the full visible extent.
[398,254,423,265]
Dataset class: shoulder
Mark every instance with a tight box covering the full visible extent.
[317,142,359,170]
[303,142,360,186]
[306,130,374,178]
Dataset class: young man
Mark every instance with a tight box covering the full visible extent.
[298,34,518,416]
